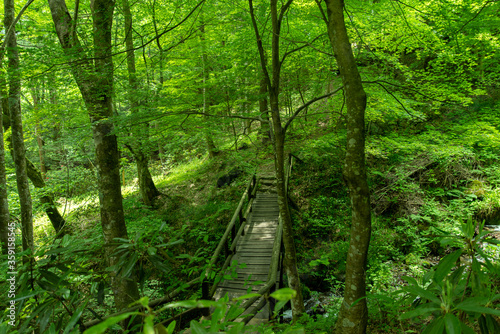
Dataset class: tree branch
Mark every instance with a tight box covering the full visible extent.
[362,81,425,120]
[248,0,272,89]
[280,34,324,65]
[284,87,343,132]
[0,0,35,62]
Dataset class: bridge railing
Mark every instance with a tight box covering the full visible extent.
[202,174,260,300]
[231,154,294,323]
[83,174,261,330]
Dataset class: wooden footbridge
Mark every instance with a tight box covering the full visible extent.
[83,158,295,331]
[211,177,283,322]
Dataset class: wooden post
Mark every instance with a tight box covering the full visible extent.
[224,240,229,258]
[202,281,210,316]
[231,222,236,248]
[278,238,285,323]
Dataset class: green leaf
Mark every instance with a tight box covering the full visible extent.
[83,312,139,334]
[14,289,42,301]
[283,327,306,334]
[455,297,500,316]
[270,288,297,301]
[399,304,441,320]
[402,285,441,305]
[166,321,176,334]
[40,269,67,286]
[444,313,461,334]
[459,322,475,334]
[227,322,245,334]
[121,252,139,278]
[234,293,260,301]
[143,315,155,334]
[225,303,244,321]
[422,316,445,334]
[147,247,157,255]
[189,320,208,334]
[434,250,462,283]
[483,238,500,245]
[63,302,87,334]
[402,275,419,287]
[45,246,72,256]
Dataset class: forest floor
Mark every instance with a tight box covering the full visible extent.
[25,106,500,332]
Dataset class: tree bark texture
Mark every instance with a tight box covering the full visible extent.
[122,0,160,206]
[48,0,140,312]
[258,73,271,144]
[4,0,34,254]
[324,1,372,333]
[249,0,305,321]
[0,78,10,254]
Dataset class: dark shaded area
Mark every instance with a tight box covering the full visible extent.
[216,169,242,188]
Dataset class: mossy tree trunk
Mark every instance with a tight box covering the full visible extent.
[249,0,305,321]
[122,0,160,206]
[4,0,34,255]
[323,1,372,333]
[48,0,140,312]
[0,74,9,254]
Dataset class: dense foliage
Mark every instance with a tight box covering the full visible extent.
[1,0,499,333]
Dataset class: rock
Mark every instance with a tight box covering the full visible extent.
[217,169,242,188]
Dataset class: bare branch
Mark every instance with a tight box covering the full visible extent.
[363,81,425,120]
[280,34,324,65]
[284,86,344,132]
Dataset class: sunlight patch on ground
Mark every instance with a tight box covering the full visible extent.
[155,157,209,188]
[33,195,100,239]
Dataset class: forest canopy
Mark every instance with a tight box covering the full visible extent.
[1,0,499,333]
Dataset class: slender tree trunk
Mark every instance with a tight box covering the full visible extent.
[4,0,34,255]
[48,0,140,313]
[323,1,371,333]
[199,14,218,158]
[258,75,271,144]
[31,86,47,177]
[249,0,305,321]
[122,0,160,206]
[1,110,68,236]
[0,71,10,254]
[25,158,67,235]
[35,121,47,178]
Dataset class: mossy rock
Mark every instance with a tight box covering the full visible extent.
[466,180,486,198]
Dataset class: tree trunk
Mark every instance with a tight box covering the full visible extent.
[122,0,160,206]
[199,14,218,158]
[31,86,48,178]
[0,113,68,236]
[323,1,372,333]
[249,0,305,321]
[0,72,10,254]
[25,158,67,236]
[48,0,140,313]
[258,75,271,144]
[4,0,34,255]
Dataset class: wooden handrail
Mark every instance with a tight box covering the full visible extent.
[236,216,283,323]
[83,174,259,329]
[202,176,259,290]
[208,178,260,297]
[237,154,294,322]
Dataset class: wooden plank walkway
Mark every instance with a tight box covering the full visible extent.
[214,179,279,320]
